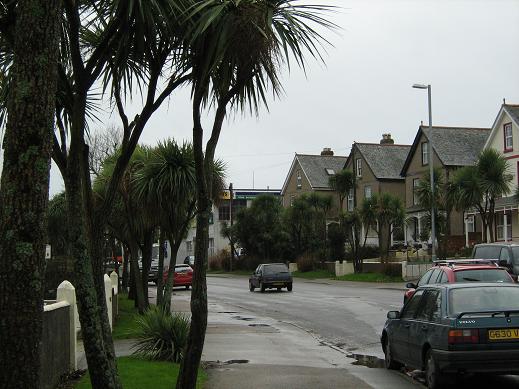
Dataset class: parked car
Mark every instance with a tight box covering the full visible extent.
[404,259,514,303]
[184,255,195,267]
[382,283,519,389]
[163,264,193,289]
[472,242,519,276]
[249,263,293,292]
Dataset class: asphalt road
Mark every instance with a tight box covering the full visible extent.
[206,275,519,388]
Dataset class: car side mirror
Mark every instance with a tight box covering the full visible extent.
[387,311,400,320]
[406,282,417,289]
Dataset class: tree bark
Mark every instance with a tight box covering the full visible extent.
[129,241,146,314]
[156,231,166,306]
[162,235,183,312]
[121,244,130,293]
[0,0,60,386]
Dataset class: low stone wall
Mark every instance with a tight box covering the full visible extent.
[401,261,433,281]
[41,302,71,389]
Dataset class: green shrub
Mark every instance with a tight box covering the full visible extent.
[132,307,190,363]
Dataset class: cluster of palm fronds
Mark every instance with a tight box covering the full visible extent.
[132,306,190,363]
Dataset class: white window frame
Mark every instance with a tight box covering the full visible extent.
[413,178,420,205]
[296,170,302,189]
[504,123,513,151]
[364,185,372,199]
[347,189,354,211]
[496,212,512,241]
[356,158,362,177]
[421,142,429,165]
[466,215,475,233]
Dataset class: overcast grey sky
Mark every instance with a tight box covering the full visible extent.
[49,0,519,196]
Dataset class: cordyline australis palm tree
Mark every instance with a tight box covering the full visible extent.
[329,168,355,213]
[450,149,512,243]
[3,1,193,386]
[0,0,61,386]
[132,139,225,311]
[176,1,336,386]
[414,168,455,259]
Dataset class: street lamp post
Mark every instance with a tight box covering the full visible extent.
[412,83,436,261]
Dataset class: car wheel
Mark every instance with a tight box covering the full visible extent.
[287,283,293,292]
[260,282,265,293]
[384,337,402,370]
[249,282,255,292]
[276,287,281,291]
[425,349,445,389]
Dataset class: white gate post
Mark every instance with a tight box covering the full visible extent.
[465,215,469,248]
[104,274,113,330]
[57,280,77,370]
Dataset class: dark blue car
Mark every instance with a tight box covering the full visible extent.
[381,283,519,388]
[249,263,293,292]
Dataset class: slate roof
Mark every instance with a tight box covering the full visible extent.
[504,104,519,126]
[402,126,490,174]
[296,154,347,189]
[422,126,490,166]
[354,143,411,180]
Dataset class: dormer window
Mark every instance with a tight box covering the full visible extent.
[504,123,513,152]
[325,168,335,176]
[296,170,302,189]
[356,159,362,177]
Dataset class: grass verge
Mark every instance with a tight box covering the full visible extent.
[75,356,206,389]
[292,270,334,279]
[112,293,140,340]
[335,272,403,283]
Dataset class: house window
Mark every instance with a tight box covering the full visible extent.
[218,204,230,221]
[421,142,429,165]
[465,215,475,233]
[296,170,302,189]
[413,178,420,205]
[186,241,193,254]
[208,238,214,257]
[504,123,513,152]
[325,168,335,175]
[364,185,372,199]
[347,189,354,211]
[496,212,512,241]
[290,195,295,206]
[356,159,362,177]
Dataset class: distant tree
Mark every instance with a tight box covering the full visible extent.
[234,195,286,260]
[47,192,69,257]
[451,149,512,242]
[329,169,354,212]
[360,193,405,263]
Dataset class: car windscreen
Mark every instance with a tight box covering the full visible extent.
[449,286,519,315]
[473,246,500,259]
[454,269,512,283]
[263,264,289,274]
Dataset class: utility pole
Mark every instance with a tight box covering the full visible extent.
[229,182,234,272]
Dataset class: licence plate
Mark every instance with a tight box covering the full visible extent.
[488,328,519,340]
[273,282,283,286]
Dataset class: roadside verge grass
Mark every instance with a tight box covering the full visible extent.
[75,356,206,389]
[335,272,403,283]
[112,293,140,340]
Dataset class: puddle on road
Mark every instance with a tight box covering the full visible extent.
[218,311,238,314]
[232,315,254,321]
[347,353,385,368]
[248,323,270,327]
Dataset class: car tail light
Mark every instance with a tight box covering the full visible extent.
[448,329,479,344]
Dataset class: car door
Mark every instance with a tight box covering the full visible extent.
[390,290,424,365]
[407,289,441,369]
[252,265,262,287]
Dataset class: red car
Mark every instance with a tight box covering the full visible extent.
[404,259,514,304]
[163,264,193,289]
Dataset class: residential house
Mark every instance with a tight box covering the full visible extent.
[281,148,347,216]
[401,125,490,246]
[176,188,281,264]
[474,103,519,242]
[345,134,411,245]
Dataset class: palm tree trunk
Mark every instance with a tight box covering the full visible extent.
[129,241,146,314]
[141,229,153,307]
[121,244,130,293]
[0,0,60,385]
[162,236,183,312]
[156,231,166,306]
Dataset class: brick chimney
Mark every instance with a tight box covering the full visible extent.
[321,147,334,156]
[380,133,394,145]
